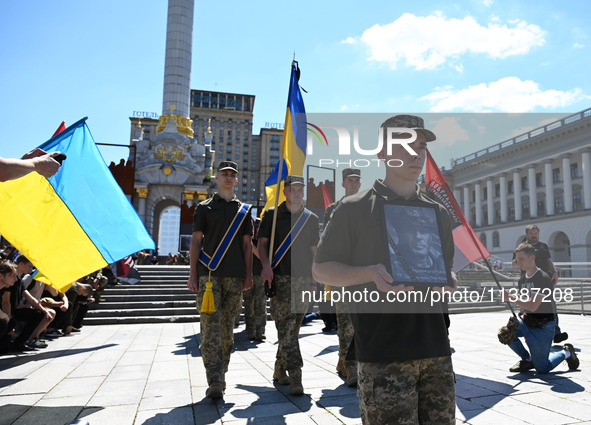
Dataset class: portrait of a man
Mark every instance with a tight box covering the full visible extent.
[384,204,449,286]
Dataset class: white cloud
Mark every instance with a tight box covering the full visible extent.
[341,37,357,44]
[483,0,494,6]
[340,104,360,111]
[348,13,545,70]
[429,117,470,147]
[420,77,587,112]
[573,43,584,49]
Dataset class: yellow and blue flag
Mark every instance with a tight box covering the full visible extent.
[0,118,154,291]
[264,61,307,211]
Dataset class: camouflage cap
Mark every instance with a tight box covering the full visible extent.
[394,207,435,229]
[381,114,436,142]
[342,168,361,179]
[217,161,238,173]
[285,175,305,186]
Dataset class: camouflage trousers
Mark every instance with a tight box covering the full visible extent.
[335,300,355,366]
[243,275,266,339]
[270,275,309,372]
[358,356,455,425]
[196,275,243,385]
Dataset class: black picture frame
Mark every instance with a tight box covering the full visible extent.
[382,201,452,287]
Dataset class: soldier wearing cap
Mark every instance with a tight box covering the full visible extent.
[187,161,253,399]
[322,167,362,386]
[258,175,320,395]
[314,115,457,424]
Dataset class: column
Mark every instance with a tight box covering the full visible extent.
[487,178,494,225]
[528,166,537,218]
[544,160,554,216]
[562,154,573,213]
[513,169,522,221]
[136,187,149,223]
[474,182,482,227]
[582,148,591,209]
[463,186,471,224]
[453,188,461,204]
[499,173,507,222]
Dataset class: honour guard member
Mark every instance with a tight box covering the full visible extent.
[323,168,361,386]
[259,176,319,395]
[187,161,253,399]
[314,115,457,424]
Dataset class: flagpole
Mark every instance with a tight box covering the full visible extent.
[267,61,296,266]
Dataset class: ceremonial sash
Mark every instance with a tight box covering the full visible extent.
[199,203,252,271]
[272,208,312,269]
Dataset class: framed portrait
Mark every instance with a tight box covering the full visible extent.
[382,202,452,287]
[179,234,192,253]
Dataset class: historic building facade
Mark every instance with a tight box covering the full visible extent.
[449,108,591,275]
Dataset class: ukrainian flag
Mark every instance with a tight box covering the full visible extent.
[264,61,307,211]
[0,118,154,292]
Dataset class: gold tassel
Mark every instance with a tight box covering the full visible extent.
[200,271,216,314]
[325,284,332,301]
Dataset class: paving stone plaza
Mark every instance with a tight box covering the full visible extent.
[0,311,589,425]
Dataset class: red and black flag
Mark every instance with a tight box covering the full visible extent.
[425,150,490,272]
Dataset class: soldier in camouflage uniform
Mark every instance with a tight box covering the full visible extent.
[244,218,267,341]
[187,161,253,400]
[314,116,457,424]
[323,168,362,386]
[259,176,319,396]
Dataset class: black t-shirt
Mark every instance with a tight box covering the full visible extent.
[518,269,554,321]
[192,194,253,278]
[315,180,454,363]
[252,239,263,276]
[259,202,319,277]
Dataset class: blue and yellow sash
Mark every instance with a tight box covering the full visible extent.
[272,208,311,269]
[199,203,252,271]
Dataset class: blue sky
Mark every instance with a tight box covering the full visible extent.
[1,0,589,178]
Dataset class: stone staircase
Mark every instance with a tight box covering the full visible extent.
[84,266,591,325]
[85,265,198,325]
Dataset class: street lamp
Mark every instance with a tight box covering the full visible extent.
[204,118,214,174]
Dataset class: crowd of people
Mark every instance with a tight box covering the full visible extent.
[0,252,112,354]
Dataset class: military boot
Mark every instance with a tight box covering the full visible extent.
[206,381,224,399]
[273,362,289,385]
[288,368,303,395]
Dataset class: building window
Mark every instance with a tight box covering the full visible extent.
[552,168,560,183]
[508,181,514,194]
[480,233,487,248]
[522,203,530,219]
[235,154,240,160]
[228,130,232,136]
[493,231,499,248]
[251,163,257,169]
[244,123,249,130]
[252,140,256,146]
[495,184,500,197]
[271,135,280,142]
[537,200,545,216]
[244,148,249,154]
[226,147,232,153]
[270,152,279,159]
[483,187,487,199]
[242,188,247,194]
[573,193,582,210]
[521,176,528,190]
[571,163,579,178]
[509,207,515,220]
[251,179,256,184]
[251,156,256,161]
[554,197,563,213]
[228,122,233,128]
[220,122,224,127]
[536,173,543,187]
[495,209,500,224]
[250,194,255,200]
[236,123,241,129]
